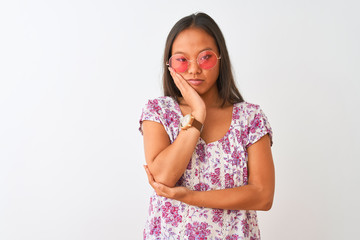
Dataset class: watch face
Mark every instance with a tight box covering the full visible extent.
[181,114,191,128]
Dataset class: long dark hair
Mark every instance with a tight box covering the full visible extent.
[162,12,244,107]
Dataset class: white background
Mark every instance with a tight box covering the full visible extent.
[1,0,359,239]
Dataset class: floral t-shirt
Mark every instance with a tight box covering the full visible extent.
[139,96,273,240]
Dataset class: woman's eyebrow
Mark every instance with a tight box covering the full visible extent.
[172,47,214,55]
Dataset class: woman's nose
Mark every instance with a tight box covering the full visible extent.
[187,60,202,74]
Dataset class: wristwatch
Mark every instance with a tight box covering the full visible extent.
[180,114,204,132]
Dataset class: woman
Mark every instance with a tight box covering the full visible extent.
[139,12,275,240]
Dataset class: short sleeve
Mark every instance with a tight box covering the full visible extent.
[246,106,273,149]
[138,99,163,135]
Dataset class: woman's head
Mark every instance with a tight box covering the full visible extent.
[163,12,244,106]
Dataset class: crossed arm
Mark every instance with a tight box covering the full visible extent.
[141,120,275,211]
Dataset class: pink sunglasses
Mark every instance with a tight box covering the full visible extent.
[167,50,221,73]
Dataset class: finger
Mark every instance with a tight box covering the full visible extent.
[169,69,183,89]
[143,166,170,197]
[144,165,154,182]
[144,165,156,186]
[173,72,189,90]
[153,182,171,198]
[168,68,189,93]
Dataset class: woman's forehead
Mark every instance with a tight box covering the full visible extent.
[171,27,218,56]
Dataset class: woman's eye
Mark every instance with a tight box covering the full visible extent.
[175,57,187,62]
[200,55,212,61]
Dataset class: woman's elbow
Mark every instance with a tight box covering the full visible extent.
[154,174,178,188]
[259,191,274,211]
[251,184,274,211]
[149,167,179,187]
[261,199,273,211]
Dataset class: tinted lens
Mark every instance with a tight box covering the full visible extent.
[169,54,188,73]
[197,50,218,70]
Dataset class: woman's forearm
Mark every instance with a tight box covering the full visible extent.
[148,126,201,187]
[183,184,274,211]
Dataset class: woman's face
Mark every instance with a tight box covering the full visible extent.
[171,27,220,96]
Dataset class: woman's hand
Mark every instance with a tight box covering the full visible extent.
[169,67,206,123]
[144,164,191,201]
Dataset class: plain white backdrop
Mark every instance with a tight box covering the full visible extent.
[1,0,359,239]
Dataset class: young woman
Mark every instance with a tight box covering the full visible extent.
[139,12,275,240]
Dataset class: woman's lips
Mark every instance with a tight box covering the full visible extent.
[187,79,204,86]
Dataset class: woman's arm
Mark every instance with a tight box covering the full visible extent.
[142,67,206,187]
[144,134,275,211]
[142,121,202,187]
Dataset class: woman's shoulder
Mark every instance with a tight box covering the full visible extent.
[233,101,261,115]
[146,95,176,104]
[232,101,265,122]
[148,95,176,103]
[143,96,177,111]
[235,101,260,109]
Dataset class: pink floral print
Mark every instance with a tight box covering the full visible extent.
[185,222,212,240]
[139,96,273,239]
[149,217,161,237]
[210,168,221,186]
[161,202,182,227]
[212,209,223,227]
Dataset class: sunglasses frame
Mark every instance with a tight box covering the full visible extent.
[166,49,221,73]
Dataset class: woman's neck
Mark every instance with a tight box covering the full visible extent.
[200,91,223,108]
[179,86,229,109]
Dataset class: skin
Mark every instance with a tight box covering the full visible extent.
[142,27,275,211]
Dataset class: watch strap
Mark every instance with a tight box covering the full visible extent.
[192,117,204,133]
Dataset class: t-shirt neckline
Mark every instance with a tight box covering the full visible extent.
[171,97,236,146]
